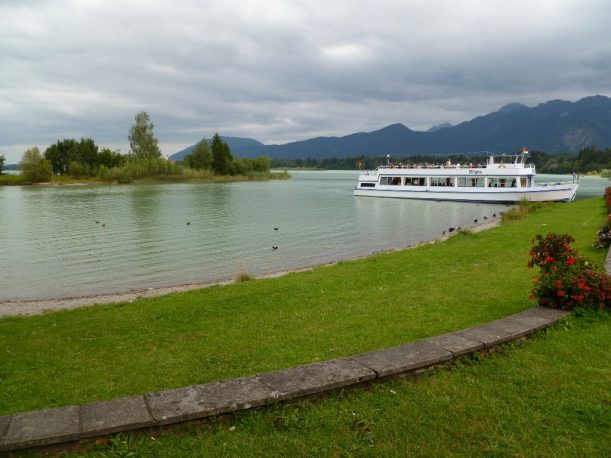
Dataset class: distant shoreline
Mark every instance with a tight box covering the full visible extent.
[0,171,290,187]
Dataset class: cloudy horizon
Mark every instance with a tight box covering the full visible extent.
[1,0,610,163]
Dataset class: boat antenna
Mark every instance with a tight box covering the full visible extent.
[386,154,390,165]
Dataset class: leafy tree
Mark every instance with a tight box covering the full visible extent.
[0,154,5,174]
[211,133,232,175]
[76,137,99,170]
[20,147,52,183]
[184,139,212,170]
[128,111,161,160]
[44,138,100,175]
[44,139,79,175]
[98,148,125,169]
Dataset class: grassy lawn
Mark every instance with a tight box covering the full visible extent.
[0,198,608,419]
[56,312,610,457]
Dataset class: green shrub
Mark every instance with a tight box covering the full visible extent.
[20,147,52,183]
[502,199,546,222]
[235,272,254,282]
[96,165,110,181]
[68,161,87,178]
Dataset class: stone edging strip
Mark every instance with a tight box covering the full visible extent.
[0,306,568,452]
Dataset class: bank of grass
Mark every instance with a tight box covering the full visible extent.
[57,312,610,457]
[0,198,607,419]
[0,174,26,185]
[2,170,291,186]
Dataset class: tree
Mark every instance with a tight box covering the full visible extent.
[98,148,125,169]
[0,154,5,174]
[128,111,161,159]
[76,137,99,170]
[210,133,232,175]
[184,139,212,170]
[20,147,52,183]
[44,138,78,175]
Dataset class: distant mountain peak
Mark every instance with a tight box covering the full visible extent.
[576,94,610,106]
[428,122,452,132]
[498,102,529,113]
[379,122,409,130]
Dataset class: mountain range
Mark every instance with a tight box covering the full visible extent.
[171,95,611,161]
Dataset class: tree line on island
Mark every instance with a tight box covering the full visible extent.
[270,146,611,177]
[0,112,274,185]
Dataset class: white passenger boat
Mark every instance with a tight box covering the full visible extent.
[354,150,578,203]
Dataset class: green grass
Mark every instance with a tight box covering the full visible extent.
[55,312,610,457]
[0,174,26,185]
[0,198,607,419]
[0,171,290,187]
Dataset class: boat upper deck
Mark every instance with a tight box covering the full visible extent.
[362,153,535,178]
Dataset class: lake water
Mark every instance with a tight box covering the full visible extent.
[0,171,608,301]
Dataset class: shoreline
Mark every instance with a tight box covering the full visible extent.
[0,219,501,318]
[0,171,291,187]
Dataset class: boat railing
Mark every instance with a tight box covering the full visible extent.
[538,176,580,186]
[364,162,536,174]
[374,164,485,171]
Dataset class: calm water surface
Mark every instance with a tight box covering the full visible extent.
[0,171,607,301]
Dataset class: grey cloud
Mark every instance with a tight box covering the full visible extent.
[1,0,610,162]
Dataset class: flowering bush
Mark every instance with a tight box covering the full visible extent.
[528,234,576,272]
[596,187,611,248]
[594,221,611,248]
[529,233,609,310]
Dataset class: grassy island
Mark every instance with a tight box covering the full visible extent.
[1,198,609,456]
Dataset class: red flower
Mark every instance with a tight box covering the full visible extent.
[576,295,585,301]
[565,258,576,265]
[554,280,563,288]
[545,256,555,262]
[556,290,565,297]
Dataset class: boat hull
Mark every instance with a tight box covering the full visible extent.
[353,184,578,203]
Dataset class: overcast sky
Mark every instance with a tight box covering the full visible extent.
[1,0,610,162]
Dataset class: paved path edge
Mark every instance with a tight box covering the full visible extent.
[0,306,570,452]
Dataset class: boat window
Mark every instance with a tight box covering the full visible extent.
[380,176,402,185]
[458,177,485,187]
[520,178,527,188]
[360,183,375,188]
[430,177,455,187]
[404,177,426,186]
[487,177,518,188]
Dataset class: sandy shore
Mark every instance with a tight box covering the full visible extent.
[0,219,501,318]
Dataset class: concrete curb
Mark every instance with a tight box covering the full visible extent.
[0,306,568,452]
